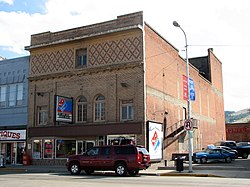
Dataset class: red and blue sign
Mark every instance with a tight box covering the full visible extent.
[148,121,163,160]
[55,95,73,123]
[183,75,196,101]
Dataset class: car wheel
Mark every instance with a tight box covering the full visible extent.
[225,157,232,163]
[70,162,81,175]
[128,169,139,176]
[115,163,128,176]
[200,157,207,164]
[84,169,94,175]
[242,153,248,159]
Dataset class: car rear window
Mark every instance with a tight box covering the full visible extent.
[114,146,136,154]
[137,147,149,155]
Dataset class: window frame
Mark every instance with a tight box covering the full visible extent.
[76,96,87,123]
[8,84,16,106]
[38,106,48,126]
[94,95,105,122]
[32,139,42,159]
[0,83,24,107]
[16,83,24,106]
[76,48,87,68]
[0,85,7,107]
[120,100,134,121]
[43,139,54,159]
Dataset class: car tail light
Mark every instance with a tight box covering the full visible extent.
[137,152,142,162]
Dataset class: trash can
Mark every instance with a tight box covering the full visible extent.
[175,156,185,172]
[0,155,5,168]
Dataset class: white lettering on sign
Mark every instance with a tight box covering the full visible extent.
[0,130,26,140]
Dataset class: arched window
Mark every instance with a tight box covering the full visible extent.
[94,95,105,121]
[76,96,87,122]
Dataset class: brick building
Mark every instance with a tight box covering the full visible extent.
[25,12,225,165]
[226,123,250,142]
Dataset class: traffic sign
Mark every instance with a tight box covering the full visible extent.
[184,119,193,131]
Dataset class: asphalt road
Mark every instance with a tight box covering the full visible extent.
[0,173,250,187]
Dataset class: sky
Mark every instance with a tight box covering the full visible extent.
[0,0,249,112]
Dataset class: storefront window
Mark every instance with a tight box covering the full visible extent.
[33,140,42,159]
[44,139,53,159]
[56,140,76,158]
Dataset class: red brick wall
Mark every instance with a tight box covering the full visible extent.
[226,123,250,142]
[144,24,226,159]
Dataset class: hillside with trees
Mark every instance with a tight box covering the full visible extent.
[225,108,250,123]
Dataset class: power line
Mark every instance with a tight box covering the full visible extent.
[189,44,250,47]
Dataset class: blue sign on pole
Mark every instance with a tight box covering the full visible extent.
[189,78,195,101]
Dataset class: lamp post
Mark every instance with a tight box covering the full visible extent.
[173,21,193,173]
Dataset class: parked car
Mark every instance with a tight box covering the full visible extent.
[216,146,238,157]
[66,145,150,176]
[193,148,236,164]
[214,140,250,159]
[236,142,250,146]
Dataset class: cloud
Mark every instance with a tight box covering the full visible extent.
[0,0,249,111]
[0,0,13,5]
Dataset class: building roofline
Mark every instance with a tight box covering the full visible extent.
[25,11,144,50]
[144,22,179,52]
[25,25,143,50]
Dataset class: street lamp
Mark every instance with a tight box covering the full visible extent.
[173,21,193,173]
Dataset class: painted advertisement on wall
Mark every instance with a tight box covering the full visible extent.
[55,95,73,123]
[147,121,163,161]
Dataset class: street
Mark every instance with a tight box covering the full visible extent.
[0,172,250,187]
[1,157,250,187]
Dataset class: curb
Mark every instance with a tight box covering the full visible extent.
[158,166,247,171]
[0,167,27,172]
[158,172,224,178]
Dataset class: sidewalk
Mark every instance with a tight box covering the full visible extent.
[1,162,250,179]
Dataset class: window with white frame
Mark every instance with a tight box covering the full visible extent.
[44,139,53,159]
[94,95,105,121]
[121,100,134,121]
[0,85,7,107]
[16,83,24,106]
[8,84,16,106]
[32,139,42,159]
[38,106,48,125]
[77,96,87,122]
[0,83,23,107]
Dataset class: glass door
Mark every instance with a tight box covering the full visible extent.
[76,141,85,154]
[6,143,12,164]
[76,140,95,154]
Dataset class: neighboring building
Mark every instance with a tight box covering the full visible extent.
[226,123,250,142]
[0,56,29,165]
[25,12,225,165]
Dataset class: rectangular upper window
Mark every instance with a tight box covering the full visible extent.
[76,48,87,67]
[38,106,48,126]
[120,100,134,121]
[0,85,7,107]
[0,83,24,108]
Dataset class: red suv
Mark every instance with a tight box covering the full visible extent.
[66,145,150,176]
